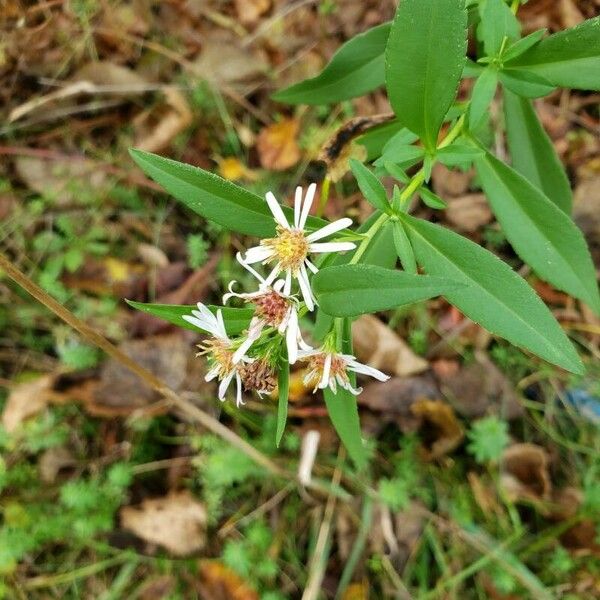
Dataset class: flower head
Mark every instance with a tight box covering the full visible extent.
[183,303,250,407]
[241,184,355,311]
[299,349,389,396]
[226,256,312,364]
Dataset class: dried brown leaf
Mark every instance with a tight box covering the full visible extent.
[411,398,464,459]
[500,443,552,504]
[120,491,207,556]
[352,315,428,377]
[256,118,302,171]
[445,193,493,233]
[2,374,55,432]
[198,561,259,600]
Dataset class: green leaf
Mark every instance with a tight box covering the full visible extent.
[313,212,397,340]
[436,143,484,167]
[502,28,547,62]
[324,386,367,469]
[383,161,410,184]
[420,188,447,210]
[349,159,390,213]
[273,22,390,105]
[505,17,600,90]
[468,68,498,129]
[129,149,327,237]
[385,0,468,151]
[125,300,254,335]
[275,358,289,447]
[357,120,405,161]
[478,0,520,56]
[503,89,572,213]
[392,221,417,274]
[499,69,555,98]
[398,214,584,374]
[312,264,463,317]
[475,152,600,312]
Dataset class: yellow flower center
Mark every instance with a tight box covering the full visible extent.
[197,338,234,378]
[261,226,309,272]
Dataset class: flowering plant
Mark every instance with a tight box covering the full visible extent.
[129,0,600,467]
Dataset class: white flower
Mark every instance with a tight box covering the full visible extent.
[182,303,250,407]
[241,184,356,311]
[299,349,389,396]
[225,257,312,364]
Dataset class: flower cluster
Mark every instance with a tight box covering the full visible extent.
[184,185,389,406]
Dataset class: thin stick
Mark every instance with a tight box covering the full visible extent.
[0,252,283,477]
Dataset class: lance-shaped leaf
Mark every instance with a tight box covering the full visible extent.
[385,0,468,151]
[126,300,254,336]
[505,17,600,90]
[478,0,520,57]
[312,264,464,317]
[129,149,327,237]
[324,383,367,469]
[397,214,584,374]
[476,152,600,313]
[276,357,289,447]
[349,159,390,213]
[503,89,571,213]
[273,22,390,105]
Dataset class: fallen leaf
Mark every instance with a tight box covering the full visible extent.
[137,575,177,600]
[574,175,600,265]
[468,471,503,517]
[234,0,270,26]
[341,582,369,600]
[432,164,473,198]
[445,193,493,233]
[136,87,193,153]
[2,375,55,432]
[359,375,440,434]
[89,334,190,416]
[500,443,551,504]
[197,561,259,600]
[120,491,207,556]
[256,118,302,171]
[552,488,600,556]
[559,0,584,28]
[435,351,523,420]
[218,157,258,182]
[73,61,149,88]
[14,156,106,206]
[411,398,464,459]
[352,315,428,377]
[38,446,76,483]
[194,35,268,88]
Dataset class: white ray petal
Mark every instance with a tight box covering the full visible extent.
[319,353,332,389]
[233,331,259,364]
[306,217,353,242]
[265,191,289,228]
[236,252,266,283]
[299,183,317,229]
[244,246,273,264]
[286,308,299,364]
[294,186,303,229]
[304,259,319,274]
[236,374,245,407]
[183,314,217,335]
[265,265,281,285]
[309,241,356,253]
[298,264,315,311]
[347,359,389,382]
[215,310,228,340]
[218,370,235,400]
[205,366,220,382]
[284,270,292,295]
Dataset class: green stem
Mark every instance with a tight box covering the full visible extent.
[348,114,466,266]
[317,175,331,218]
